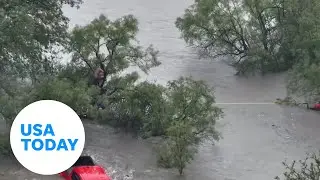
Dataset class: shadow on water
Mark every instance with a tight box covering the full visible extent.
[1,0,320,179]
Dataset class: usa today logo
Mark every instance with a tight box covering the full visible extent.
[10,100,85,175]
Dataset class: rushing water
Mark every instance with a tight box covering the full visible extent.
[1,0,320,179]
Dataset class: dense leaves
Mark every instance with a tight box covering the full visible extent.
[166,77,222,143]
[0,0,83,84]
[287,62,320,103]
[157,77,222,174]
[176,0,320,102]
[68,14,160,92]
[176,0,283,74]
[0,2,224,175]
[94,81,168,136]
[25,79,98,116]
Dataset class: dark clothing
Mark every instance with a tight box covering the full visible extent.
[97,102,105,109]
[88,75,102,87]
[88,76,107,94]
[88,76,106,109]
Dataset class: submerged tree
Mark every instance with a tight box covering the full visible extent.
[68,14,160,96]
[176,0,280,74]
[157,77,223,175]
[283,0,320,102]
[65,14,166,133]
[176,0,320,76]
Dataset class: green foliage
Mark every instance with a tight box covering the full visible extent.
[275,97,298,106]
[0,0,83,155]
[0,135,11,156]
[57,63,92,84]
[0,3,224,176]
[275,152,320,180]
[157,77,223,175]
[176,0,320,75]
[158,122,198,175]
[0,0,83,84]
[96,81,169,137]
[177,0,320,101]
[125,82,168,137]
[166,77,222,143]
[157,141,175,168]
[176,0,279,74]
[287,62,320,103]
[281,0,320,102]
[25,78,97,116]
[0,88,29,125]
[68,14,160,93]
[63,13,168,137]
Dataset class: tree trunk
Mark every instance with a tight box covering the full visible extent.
[178,166,184,175]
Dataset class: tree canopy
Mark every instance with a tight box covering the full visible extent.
[68,14,160,93]
[0,1,223,175]
[175,0,320,74]
[0,0,83,89]
[176,0,320,101]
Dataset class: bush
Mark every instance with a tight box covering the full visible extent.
[25,78,99,117]
[157,122,198,175]
[96,81,169,136]
[156,77,223,175]
[275,152,320,180]
[156,141,174,168]
[287,62,320,103]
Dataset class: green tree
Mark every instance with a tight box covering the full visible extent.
[166,77,222,143]
[25,78,98,116]
[68,14,160,95]
[0,0,83,120]
[0,0,83,86]
[101,81,169,136]
[175,0,320,76]
[177,0,320,102]
[175,0,281,75]
[287,62,320,103]
[282,0,320,102]
[0,0,83,154]
[157,77,223,175]
[65,14,169,135]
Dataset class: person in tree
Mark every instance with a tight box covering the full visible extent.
[91,67,105,87]
[89,67,106,109]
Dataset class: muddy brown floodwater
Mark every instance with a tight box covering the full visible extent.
[1,0,320,179]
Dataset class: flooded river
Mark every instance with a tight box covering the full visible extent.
[1,0,320,179]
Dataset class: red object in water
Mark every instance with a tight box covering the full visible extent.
[59,156,111,180]
[313,103,320,110]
